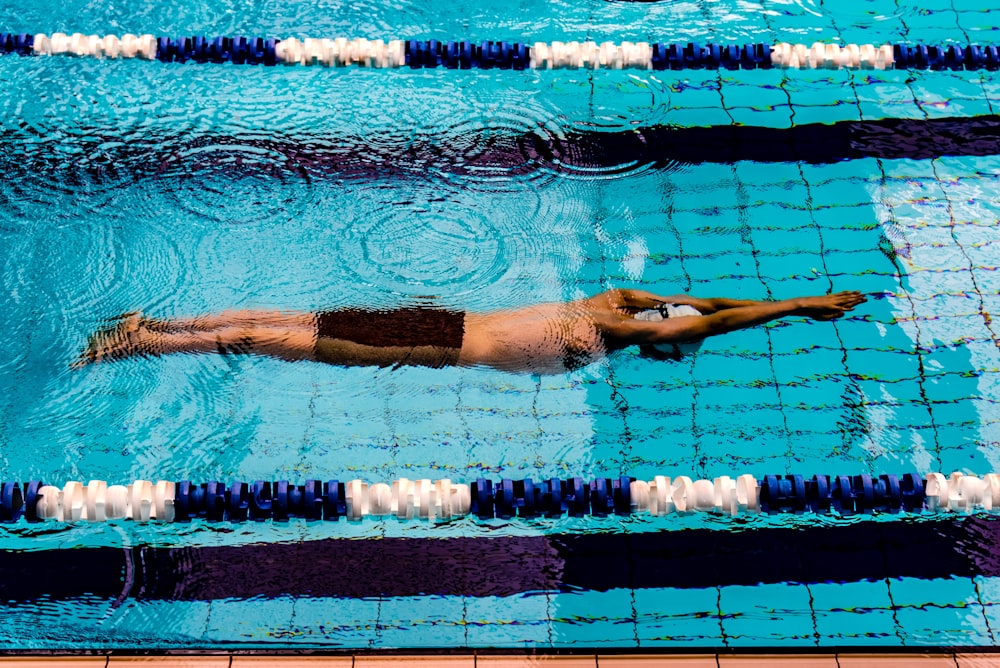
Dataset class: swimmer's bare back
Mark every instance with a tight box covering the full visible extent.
[75,290,866,373]
[459,289,866,372]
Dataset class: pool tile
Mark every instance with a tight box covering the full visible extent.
[888,576,989,645]
[668,164,734,197]
[549,588,637,647]
[476,657,596,667]
[916,316,992,353]
[817,224,889,255]
[633,586,722,645]
[376,595,470,648]
[811,163,875,187]
[785,74,853,108]
[910,75,986,108]
[952,222,1000,250]
[810,579,900,645]
[815,609,902,646]
[980,603,1000,645]
[757,251,826,283]
[933,441,992,473]
[105,599,212,645]
[974,576,1000,608]
[811,578,893,611]
[738,169,807,197]
[718,656,837,667]
[718,582,818,646]
[233,659,353,668]
[858,100,926,122]
[666,75,725,108]
[957,654,1000,667]
[2,661,108,667]
[889,575,976,604]
[699,405,787,440]
[203,596,297,643]
[906,225,972,254]
[464,594,553,647]
[965,246,1000,275]
[822,251,898,285]
[108,659,229,667]
[854,373,923,407]
[682,258,758,288]
[353,657,473,668]
[937,97,995,118]
[598,657,717,668]
[845,348,919,383]
[778,318,847,353]
[664,107,733,129]
[286,596,384,645]
[791,103,861,126]
[837,655,958,667]
[726,105,793,129]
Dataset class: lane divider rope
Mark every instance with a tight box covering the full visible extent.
[0,472,996,523]
[2,32,999,71]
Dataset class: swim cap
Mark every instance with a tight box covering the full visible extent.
[634,304,704,356]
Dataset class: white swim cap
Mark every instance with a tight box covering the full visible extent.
[634,304,704,356]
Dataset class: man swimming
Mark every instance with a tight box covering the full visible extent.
[76,290,866,374]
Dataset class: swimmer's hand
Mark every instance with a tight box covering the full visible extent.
[796,291,867,321]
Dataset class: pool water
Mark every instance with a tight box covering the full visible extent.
[2,0,1000,650]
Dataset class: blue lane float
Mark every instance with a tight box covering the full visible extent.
[0,471,995,523]
[3,31,1000,71]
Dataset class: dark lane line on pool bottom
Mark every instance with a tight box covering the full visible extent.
[0,514,996,601]
[3,114,1000,184]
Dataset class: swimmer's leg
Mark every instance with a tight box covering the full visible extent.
[142,310,316,332]
[74,311,320,366]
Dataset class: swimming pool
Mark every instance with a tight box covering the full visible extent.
[2,0,1000,651]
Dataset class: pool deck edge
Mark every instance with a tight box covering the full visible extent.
[0,652,999,667]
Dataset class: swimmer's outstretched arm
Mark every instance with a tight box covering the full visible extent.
[666,295,771,315]
[612,288,782,315]
[614,291,867,344]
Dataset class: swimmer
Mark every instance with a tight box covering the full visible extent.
[75,290,866,374]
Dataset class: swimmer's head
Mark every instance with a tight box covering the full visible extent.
[635,304,704,358]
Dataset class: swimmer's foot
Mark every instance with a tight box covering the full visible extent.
[72,313,154,368]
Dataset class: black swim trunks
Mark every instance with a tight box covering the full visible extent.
[314,307,465,368]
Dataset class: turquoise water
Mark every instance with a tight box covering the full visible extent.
[2,0,1000,650]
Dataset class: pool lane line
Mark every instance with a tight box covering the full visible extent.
[5,33,1000,72]
[1,511,999,600]
[0,472,990,523]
